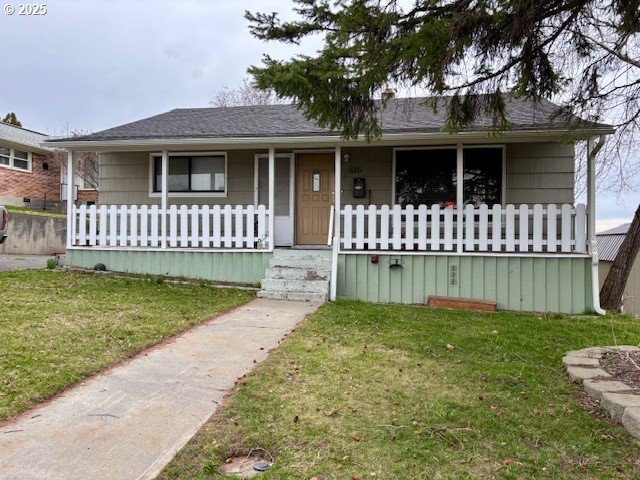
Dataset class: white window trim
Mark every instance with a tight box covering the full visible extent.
[148,151,228,198]
[391,145,506,206]
[0,147,32,173]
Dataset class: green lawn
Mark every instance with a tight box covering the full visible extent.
[5,205,66,218]
[161,301,640,479]
[0,270,253,420]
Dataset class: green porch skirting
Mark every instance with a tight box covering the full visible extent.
[65,249,273,285]
[337,254,594,314]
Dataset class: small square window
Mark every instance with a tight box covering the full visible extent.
[191,156,225,191]
[13,150,28,160]
[13,158,29,170]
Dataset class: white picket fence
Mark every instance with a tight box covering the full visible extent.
[71,204,271,249]
[340,203,588,254]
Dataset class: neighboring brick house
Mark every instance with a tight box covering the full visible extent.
[0,122,98,207]
[0,122,60,207]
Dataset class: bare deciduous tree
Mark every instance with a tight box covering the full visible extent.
[209,78,278,107]
[50,126,99,192]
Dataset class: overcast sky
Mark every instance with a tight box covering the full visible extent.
[0,0,636,228]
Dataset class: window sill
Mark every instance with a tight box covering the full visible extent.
[148,192,228,198]
[0,163,31,173]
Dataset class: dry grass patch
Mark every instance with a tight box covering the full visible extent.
[0,270,253,420]
[5,205,66,218]
[161,301,640,479]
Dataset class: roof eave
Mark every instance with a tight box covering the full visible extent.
[42,127,616,151]
[1,138,53,154]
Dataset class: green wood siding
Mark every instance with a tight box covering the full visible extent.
[66,249,272,285]
[99,142,575,207]
[505,143,575,204]
[337,254,593,314]
[99,150,268,206]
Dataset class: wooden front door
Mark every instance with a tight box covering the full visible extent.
[295,153,334,245]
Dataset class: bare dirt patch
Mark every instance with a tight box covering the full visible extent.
[600,351,640,391]
[219,451,273,478]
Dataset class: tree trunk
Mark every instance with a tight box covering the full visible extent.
[600,203,640,311]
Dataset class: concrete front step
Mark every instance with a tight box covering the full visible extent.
[257,289,328,303]
[261,278,329,293]
[259,248,332,303]
[264,266,330,281]
[269,257,332,270]
[272,249,332,261]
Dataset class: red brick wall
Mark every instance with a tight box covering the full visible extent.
[77,189,99,203]
[0,152,61,202]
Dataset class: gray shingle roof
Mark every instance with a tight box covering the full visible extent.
[47,95,612,143]
[0,122,51,151]
[597,223,630,261]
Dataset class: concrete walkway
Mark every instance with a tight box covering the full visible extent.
[0,298,320,480]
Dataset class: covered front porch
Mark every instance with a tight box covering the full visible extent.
[66,140,600,253]
[63,138,603,312]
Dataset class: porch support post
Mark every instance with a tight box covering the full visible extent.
[334,145,341,242]
[161,150,168,249]
[66,150,74,248]
[587,136,606,314]
[268,147,275,251]
[456,142,464,253]
[330,145,341,301]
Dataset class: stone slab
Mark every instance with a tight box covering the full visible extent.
[583,380,631,401]
[565,347,606,359]
[566,366,610,384]
[622,407,640,440]
[562,356,601,367]
[600,392,640,422]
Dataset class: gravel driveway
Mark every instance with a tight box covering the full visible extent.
[0,254,53,271]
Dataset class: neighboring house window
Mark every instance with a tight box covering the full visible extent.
[394,147,503,206]
[13,150,29,170]
[152,154,226,194]
[0,147,9,166]
[0,146,31,172]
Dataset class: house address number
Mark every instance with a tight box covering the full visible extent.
[348,165,362,174]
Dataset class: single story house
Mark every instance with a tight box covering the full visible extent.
[598,223,639,316]
[44,96,612,313]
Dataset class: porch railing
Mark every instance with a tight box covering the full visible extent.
[71,204,271,250]
[340,203,588,254]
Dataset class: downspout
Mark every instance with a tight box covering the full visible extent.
[587,136,606,315]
